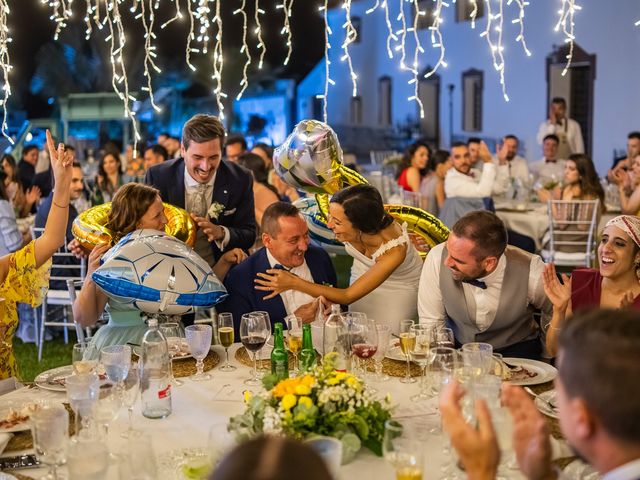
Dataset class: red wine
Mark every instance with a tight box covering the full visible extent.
[352,343,378,359]
[242,335,267,352]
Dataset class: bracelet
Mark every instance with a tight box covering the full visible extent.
[52,200,69,209]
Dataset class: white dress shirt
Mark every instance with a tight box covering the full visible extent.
[537,117,585,154]
[492,155,530,187]
[183,166,229,250]
[529,158,567,184]
[444,162,506,198]
[603,458,640,480]
[417,243,550,331]
[265,249,315,316]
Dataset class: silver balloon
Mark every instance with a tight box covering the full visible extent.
[273,120,343,194]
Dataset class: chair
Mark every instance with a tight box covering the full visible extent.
[541,199,600,268]
[369,150,399,166]
[30,227,87,361]
[66,279,97,343]
[439,197,493,229]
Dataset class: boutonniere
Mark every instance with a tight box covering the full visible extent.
[208,202,225,221]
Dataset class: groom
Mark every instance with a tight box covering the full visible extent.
[145,114,256,267]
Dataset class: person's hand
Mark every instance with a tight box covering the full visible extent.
[496,142,508,165]
[87,243,110,276]
[620,291,636,309]
[67,239,89,259]
[408,232,431,255]
[478,141,493,164]
[294,298,320,324]
[46,129,73,191]
[319,295,332,319]
[220,248,247,266]
[25,186,41,205]
[541,263,571,311]
[502,384,556,480]
[549,108,557,126]
[254,269,299,300]
[440,380,500,480]
[190,214,225,242]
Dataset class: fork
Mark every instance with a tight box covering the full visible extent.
[525,386,556,410]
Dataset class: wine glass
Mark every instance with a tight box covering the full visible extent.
[72,342,98,374]
[121,365,140,439]
[382,418,424,480]
[399,320,417,384]
[160,322,185,386]
[410,324,436,401]
[100,345,131,390]
[373,324,390,382]
[240,312,269,385]
[253,311,271,377]
[345,312,367,374]
[65,373,99,436]
[32,404,69,480]
[461,342,494,377]
[217,312,237,372]
[285,314,303,376]
[351,318,378,378]
[434,327,455,349]
[185,325,213,381]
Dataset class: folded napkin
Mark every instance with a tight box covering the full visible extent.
[0,432,14,456]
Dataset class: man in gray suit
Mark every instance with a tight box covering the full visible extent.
[418,210,551,359]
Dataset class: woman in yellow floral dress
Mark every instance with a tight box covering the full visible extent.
[0,131,75,379]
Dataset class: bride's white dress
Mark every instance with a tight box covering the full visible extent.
[344,224,423,335]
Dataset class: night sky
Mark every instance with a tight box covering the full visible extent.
[7,0,326,117]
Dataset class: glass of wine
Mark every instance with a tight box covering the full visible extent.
[185,325,213,381]
[373,324,391,382]
[285,314,303,375]
[120,366,140,439]
[72,342,98,375]
[100,344,131,390]
[410,324,436,401]
[32,404,70,480]
[253,311,271,377]
[398,320,417,384]
[382,419,424,480]
[159,322,185,386]
[434,327,455,349]
[351,318,378,378]
[217,312,237,372]
[240,312,269,385]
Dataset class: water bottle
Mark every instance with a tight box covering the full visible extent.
[140,318,172,419]
[322,305,348,372]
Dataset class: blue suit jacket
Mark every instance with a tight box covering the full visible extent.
[218,245,337,337]
[144,157,256,261]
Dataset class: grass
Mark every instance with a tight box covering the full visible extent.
[13,254,355,382]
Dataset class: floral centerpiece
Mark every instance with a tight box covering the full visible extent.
[228,353,393,462]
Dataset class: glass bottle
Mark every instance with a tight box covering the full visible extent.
[270,323,289,381]
[322,304,348,372]
[299,324,317,372]
[140,318,172,419]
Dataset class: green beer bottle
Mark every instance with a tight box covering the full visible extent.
[271,323,289,381]
[299,324,317,372]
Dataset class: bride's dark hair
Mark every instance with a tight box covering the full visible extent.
[330,184,393,235]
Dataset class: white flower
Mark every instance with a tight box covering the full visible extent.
[208,202,225,221]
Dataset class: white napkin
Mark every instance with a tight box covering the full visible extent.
[550,435,574,459]
[0,432,14,455]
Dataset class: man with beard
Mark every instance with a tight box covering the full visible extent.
[440,309,640,480]
[444,142,510,199]
[417,210,551,359]
[494,134,529,187]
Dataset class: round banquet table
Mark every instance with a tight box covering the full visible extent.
[0,344,574,480]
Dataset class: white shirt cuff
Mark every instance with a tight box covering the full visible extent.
[215,226,230,250]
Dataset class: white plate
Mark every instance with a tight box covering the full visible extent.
[563,459,601,480]
[503,357,557,386]
[34,365,75,392]
[0,473,18,480]
[534,390,559,419]
[0,401,36,433]
[132,344,194,361]
[385,344,410,362]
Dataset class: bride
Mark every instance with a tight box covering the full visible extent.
[255,184,423,334]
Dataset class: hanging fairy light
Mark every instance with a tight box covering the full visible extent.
[407,0,425,119]
[160,0,182,30]
[194,0,213,55]
[395,0,408,70]
[211,0,226,119]
[0,0,13,143]
[234,0,252,100]
[423,0,448,80]
[340,0,358,97]
[365,0,380,15]
[509,0,531,56]
[469,0,479,29]
[480,0,509,102]
[554,0,581,76]
[382,0,397,59]
[277,0,294,66]
[184,0,196,71]
[138,0,162,113]
[42,0,74,41]
[317,0,334,122]
[254,0,266,69]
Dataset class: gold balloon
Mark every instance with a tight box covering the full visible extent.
[384,205,449,249]
[72,202,196,250]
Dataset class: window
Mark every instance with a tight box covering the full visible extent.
[352,17,361,43]
[416,0,437,30]
[350,96,362,125]
[378,76,392,127]
[455,0,485,23]
[462,69,483,132]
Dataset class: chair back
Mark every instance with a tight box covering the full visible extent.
[545,199,600,267]
[65,279,90,343]
[439,197,490,229]
[30,227,86,286]
[369,150,399,166]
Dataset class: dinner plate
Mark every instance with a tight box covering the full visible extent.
[0,401,36,433]
[534,390,559,419]
[34,365,75,392]
[385,345,409,362]
[133,344,194,361]
[0,473,18,480]
[502,357,557,386]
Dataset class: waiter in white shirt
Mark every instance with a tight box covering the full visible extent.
[537,97,584,158]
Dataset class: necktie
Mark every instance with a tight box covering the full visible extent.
[191,184,209,217]
[462,279,487,290]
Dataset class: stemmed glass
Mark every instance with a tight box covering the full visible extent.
[345,312,367,374]
[66,373,99,436]
[160,322,185,386]
[185,325,213,381]
[217,312,237,372]
[382,418,424,480]
[240,312,269,385]
[351,318,378,379]
[72,342,98,374]
[372,324,390,382]
[121,365,140,439]
[399,320,417,384]
[253,311,271,377]
[410,324,436,401]
[100,345,131,391]
[32,404,69,480]
[285,314,303,376]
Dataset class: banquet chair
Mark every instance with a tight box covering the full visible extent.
[541,199,600,268]
[30,227,87,361]
[65,279,102,344]
[369,150,399,166]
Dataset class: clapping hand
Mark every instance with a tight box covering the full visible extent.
[620,291,636,309]
[25,186,42,205]
[479,141,493,164]
[542,263,571,311]
[254,269,298,300]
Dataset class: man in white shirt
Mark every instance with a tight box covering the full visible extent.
[529,134,566,186]
[444,142,510,198]
[418,210,551,359]
[493,134,530,188]
[537,96,584,158]
[468,137,484,171]
[440,309,640,480]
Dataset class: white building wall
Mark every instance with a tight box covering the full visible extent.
[296,0,640,174]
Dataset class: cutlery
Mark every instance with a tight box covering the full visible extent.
[525,386,557,410]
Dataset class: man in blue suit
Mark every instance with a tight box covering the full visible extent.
[218,202,337,335]
[145,114,256,267]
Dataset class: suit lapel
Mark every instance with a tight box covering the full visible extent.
[212,161,231,213]
[255,249,287,321]
[169,159,186,208]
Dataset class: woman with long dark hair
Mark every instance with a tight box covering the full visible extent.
[396,142,430,193]
[90,151,124,205]
[1,154,41,218]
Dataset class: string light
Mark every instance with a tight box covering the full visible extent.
[254,0,266,69]
[554,0,581,76]
[83,0,94,40]
[509,0,531,56]
[365,0,380,15]
[469,0,479,29]
[407,0,425,119]
[317,0,334,122]
[395,0,408,70]
[0,0,13,143]
[423,0,448,80]
[234,0,252,100]
[194,0,213,55]
[340,0,358,97]
[480,0,509,102]
[382,0,397,59]
[42,0,74,41]
[160,0,182,30]
[138,0,162,113]
[277,0,294,66]
[212,0,226,120]
[185,0,196,71]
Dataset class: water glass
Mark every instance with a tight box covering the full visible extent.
[383,419,424,480]
[100,345,132,387]
[285,314,303,375]
[117,433,157,479]
[32,404,69,480]
[398,320,417,384]
[72,342,98,374]
[431,347,458,398]
[410,324,436,401]
[121,366,140,439]
[240,312,269,385]
[461,342,494,376]
[66,373,100,435]
[67,435,109,480]
[217,312,237,372]
[93,383,120,442]
[185,325,213,381]
[160,322,185,386]
[373,324,390,382]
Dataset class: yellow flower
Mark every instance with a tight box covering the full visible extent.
[273,378,301,398]
[281,394,297,411]
[294,384,311,395]
[300,375,315,387]
[243,390,252,403]
[346,376,359,388]
[298,396,313,409]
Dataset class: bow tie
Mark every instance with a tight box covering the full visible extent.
[545,159,557,164]
[462,279,487,289]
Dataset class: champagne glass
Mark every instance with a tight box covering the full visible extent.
[410,324,436,401]
[159,322,185,386]
[72,343,98,374]
[185,325,213,381]
[285,314,303,375]
[100,345,131,391]
[383,419,424,480]
[253,311,271,377]
[240,312,269,385]
[399,320,417,384]
[217,312,237,372]
[120,365,140,439]
[32,404,69,480]
[373,324,391,382]
[351,318,378,378]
